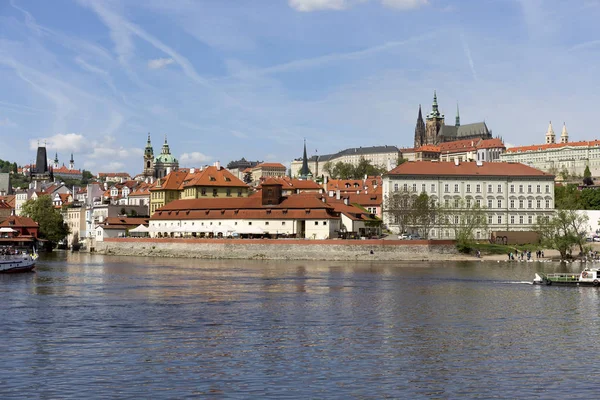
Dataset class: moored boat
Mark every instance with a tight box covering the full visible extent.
[0,252,37,273]
[533,268,600,286]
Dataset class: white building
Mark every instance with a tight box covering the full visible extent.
[500,121,600,178]
[383,160,555,239]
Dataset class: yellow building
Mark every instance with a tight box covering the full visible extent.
[181,166,249,200]
[149,170,189,214]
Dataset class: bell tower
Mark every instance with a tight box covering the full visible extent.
[545,121,555,144]
[425,90,445,145]
[144,133,155,178]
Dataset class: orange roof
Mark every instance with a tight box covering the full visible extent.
[151,170,190,191]
[325,177,382,194]
[259,176,321,191]
[505,140,600,153]
[477,138,505,149]
[0,215,38,228]
[0,200,11,209]
[53,165,81,174]
[183,166,248,188]
[386,161,554,177]
[254,162,286,169]
[437,138,505,153]
[0,195,15,208]
[417,145,441,152]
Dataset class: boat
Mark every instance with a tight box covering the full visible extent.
[0,252,38,273]
[533,268,600,286]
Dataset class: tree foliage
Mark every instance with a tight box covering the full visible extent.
[323,157,386,179]
[0,159,17,174]
[439,200,489,252]
[583,166,593,186]
[535,210,587,259]
[21,195,70,244]
[384,191,438,238]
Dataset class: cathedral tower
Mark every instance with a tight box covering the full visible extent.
[144,133,155,178]
[545,121,555,144]
[414,105,426,148]
[425,91,445,145]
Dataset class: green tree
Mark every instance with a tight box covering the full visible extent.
[81,170,94,185]
[21,195,70,244]
[396,157,407,166]
[383,189,415,234]
[555,184,582,209]
[410,192,437,239]
[439,201,489,253]
[583,166,593,186]
[535,210,586,259]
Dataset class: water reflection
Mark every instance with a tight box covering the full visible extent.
[2,252,600,398]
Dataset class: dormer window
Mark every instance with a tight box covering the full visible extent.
[209,176,216,181]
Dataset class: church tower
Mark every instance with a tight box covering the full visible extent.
[560,122,569,144]
[154,135,179,179]
[53,152,59,169]
[413,105,426,148]
[143,133,155,178]
[300,138,311,179]
[69,153,74,170]
[545,121,555,144]
[455,103,460,127]
[425,90,445,145]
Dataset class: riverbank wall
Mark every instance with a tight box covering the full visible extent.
[92,238,460,261]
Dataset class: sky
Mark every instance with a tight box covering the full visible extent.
[1,0,600,175]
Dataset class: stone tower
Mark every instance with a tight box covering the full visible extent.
[413,105,426,148]
[545,121,555,144]
[425,91,445,145]
[560,122,569,144]
[144,133,155,178]
[53,152,59,169]
[455,103,460,127]
[69,153,74,170]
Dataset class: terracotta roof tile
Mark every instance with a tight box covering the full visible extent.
[505,140,600,153]
[386,161,553,177]
[183,166,248,188]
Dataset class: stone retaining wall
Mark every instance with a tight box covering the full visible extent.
[93,238,458,261]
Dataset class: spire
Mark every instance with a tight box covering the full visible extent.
[70,153,74,163]
[69,153,74,170]
[455,102,460,127]
[427,90,443,119]
[414,104,426,148]
[161,135,170,154]
[144,132,154,157]
[560,122,569,144]
[545,121,555,144]
[54,152,59,163]
[300,138,310,178]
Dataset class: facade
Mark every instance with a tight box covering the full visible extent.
[63,205,86,247]
[149,170,189,214]
[414,92,492,148]
[383,161,555,239]
[258,176,322,196]
[438,138,505,163]
[250,162,287,181]
[30,144,52,183]
[52,153,82,180]
[226,158,262,180]
[181,165,249,200]
[97,172,131,183]
[500,122,600,177]
[291,144,399,179]
[0,173,11,195]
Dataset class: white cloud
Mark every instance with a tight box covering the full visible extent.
[380,0,428,10]
[231,130,248,139]
[180,152,212,165]
[0,117,17,127]
[104,161,126,172]
[289,0,348,12]
[148,57,174,69]
[289,0,427,12]
[29,133,86,152]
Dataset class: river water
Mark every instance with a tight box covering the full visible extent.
[1,252,599,399]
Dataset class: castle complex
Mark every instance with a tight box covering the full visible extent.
[414,91,492,148]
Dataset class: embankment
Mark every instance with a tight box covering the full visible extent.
[93,238,464,261]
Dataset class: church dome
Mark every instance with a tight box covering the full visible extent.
[155,153,178,164]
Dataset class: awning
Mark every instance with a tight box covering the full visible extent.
[0,227,17,233]
[129,224,149,233]
[235,226,265,235]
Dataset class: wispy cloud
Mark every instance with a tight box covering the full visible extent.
[460,33,477,81]
[0,117,18,128]
[148,57,174,69]
[289,0,428,12]
[380,0,428,10]
[29,133,87,152]
[180,152,212,165]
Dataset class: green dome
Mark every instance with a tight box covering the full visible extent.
[155,154,178,164]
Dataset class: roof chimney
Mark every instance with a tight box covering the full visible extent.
[454,159,459,166]
[190,168,195,174]
[214,161,221,169]
[336,189,340,200]
[343,197,349,205]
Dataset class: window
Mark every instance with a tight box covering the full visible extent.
[248,222,252,225]
[488,215,493,224]
[201,188,206,196]
[454,184,459,193]
[546,185,550,194]
[265,222,269,225]
[510,215,515,224]
[528,185,532,193]
[519,215,524,224]
[519,185,523,193]
[403,183,408,192]
[537,185,541,193]
[528,200,532,209]
[519,200,524,209]
[497,199,502,208]
[466,199,471,208]
[445,199,449,208]
[213,188,218,197]
[498,184,502,193]
[315,221,319,225]
[537,200,541,209]
[488,199,493,208]
[497,215,502,224]
[394,184,398,192]
[466,184,471,193]
[444,184,449,193]
[323,221,327,225]
[431,184,436,193]
[455,199,460,208]
[528,216,533,224]
[510,199,515,208]
[282,222,286,226]
[226,188,231,197]
[546,199,551,208]
[238,189,243,197]
[454,215,459,224]
[476,199,481,207]
[476,184,481,193]
[422,184,426,192]
[488,184,492,193]
[413,183,417,192]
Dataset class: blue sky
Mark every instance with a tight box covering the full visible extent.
[1,0,600,174]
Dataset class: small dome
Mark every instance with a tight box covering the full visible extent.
[155,154,178,164]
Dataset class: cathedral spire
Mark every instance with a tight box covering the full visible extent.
[455,102,460,127]
[427,90,443,119]
[300,138,310,179]
[414,104,426,148]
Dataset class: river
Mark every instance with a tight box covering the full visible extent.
[1,252,599,399]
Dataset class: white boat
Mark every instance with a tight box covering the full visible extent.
[0,252,37,273]
[533,268,600,286]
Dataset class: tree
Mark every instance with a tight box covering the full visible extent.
[410,192,437,239]
[583,166,593,186]
[397,157,407,167]
[81,170,94,185]
[21,195,70,245]
[439,200,489,252]
[535,210,586,259]
[384,190,415,234]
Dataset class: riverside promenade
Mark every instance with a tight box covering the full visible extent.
[92,237,470,262]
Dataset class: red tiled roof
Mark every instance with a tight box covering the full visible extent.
[183,166,248,188]
[386,161,554,177]
[477,138,505,149]
[53,165,81,174]
[417,145,441,152]
[98,172,131,178]
[254,162,286,169]
[259,176,321,191]
[151,170,190,191]
[505,140,600,153]
[0,195,15,208]
[0,215,38,228]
